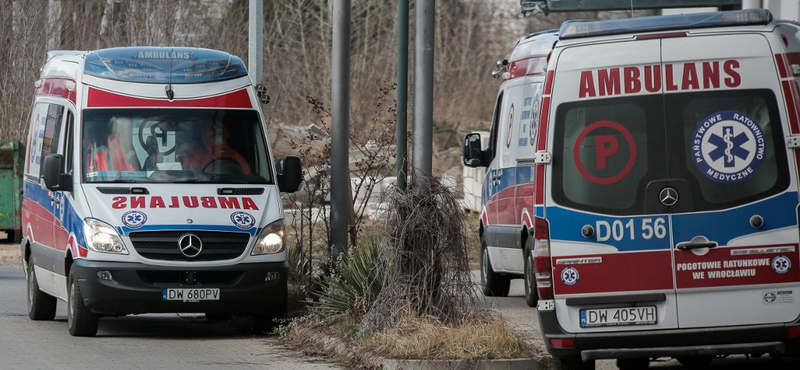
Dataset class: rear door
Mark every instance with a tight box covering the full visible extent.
[662,34,800,328]
[548,39,679,332]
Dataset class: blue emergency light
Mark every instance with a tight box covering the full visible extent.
[83,47,248,83]
[559,9,772,40]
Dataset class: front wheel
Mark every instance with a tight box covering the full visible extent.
[67,272,99,337]
[254,283,287,333]
[523,240,538,307]
[480,235,510,297]
[27,262,56,320]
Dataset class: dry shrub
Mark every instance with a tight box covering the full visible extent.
[365,177,489,330]
[375,315,531,359]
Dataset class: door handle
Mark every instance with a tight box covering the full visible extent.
[49,196,60,204]
[676,241,717,251]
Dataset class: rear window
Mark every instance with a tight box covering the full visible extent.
[551,90,788,215]
[552,96,665,215]
[666,90,789,211]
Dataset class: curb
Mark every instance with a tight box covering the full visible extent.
[382,358,547,370]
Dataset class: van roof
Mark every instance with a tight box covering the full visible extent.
[559,8,772,40]
[82,47,248,84]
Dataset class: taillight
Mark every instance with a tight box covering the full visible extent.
[534,217,553,300]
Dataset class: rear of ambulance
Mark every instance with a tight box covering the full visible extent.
[533,10,800,369]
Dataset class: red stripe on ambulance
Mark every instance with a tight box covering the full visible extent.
[87,87,252,108]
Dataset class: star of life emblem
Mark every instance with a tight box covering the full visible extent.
[691,110,765,184]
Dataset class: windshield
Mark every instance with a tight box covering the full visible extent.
[82,109,273,184]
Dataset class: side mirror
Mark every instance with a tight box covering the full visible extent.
[256,84,271,105]
[278,156,302,193]
[462,133,485,168]
[43,154,72,192]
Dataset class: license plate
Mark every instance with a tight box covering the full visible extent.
[580,306,657,328]
[162,288,220,302]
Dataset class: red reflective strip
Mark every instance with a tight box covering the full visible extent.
[788,326,800,338]
[550,338,575,348]
[544,70,555,95]
[508,59,529,80]
[537,97,551,151]
[534,165,545,205]
[787,52,800,76]
[782,80,800,134]
[505,57,548,82]
[87,88,252,108]
[776,54,789,78]
[36,77,77,103]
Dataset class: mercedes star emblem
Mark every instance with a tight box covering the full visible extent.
[659,187,679,207]
[178,233,203,258]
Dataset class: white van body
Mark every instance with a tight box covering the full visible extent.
[21,47,301,336]
[464,9,800,369]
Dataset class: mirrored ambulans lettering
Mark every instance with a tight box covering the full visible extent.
[111,196,259,210]
[579,60,741,98]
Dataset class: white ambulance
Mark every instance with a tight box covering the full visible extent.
[21,47,302,337]
[464,9,800,369]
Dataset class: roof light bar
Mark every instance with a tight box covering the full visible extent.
[83,47,248,84]
[560,9,772,40]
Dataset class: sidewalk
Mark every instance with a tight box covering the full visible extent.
[0,243,20,267]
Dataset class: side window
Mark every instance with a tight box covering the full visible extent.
[38,104,64,178]
[26,104,50,177]
[487,92,504,163]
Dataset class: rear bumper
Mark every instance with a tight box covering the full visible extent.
[72,259,288,315]
[538,309,800,361]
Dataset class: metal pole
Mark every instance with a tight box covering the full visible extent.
[396,0,409,192]
[412,0,434,189]
[248,0,263,85]
[330,0,352,260]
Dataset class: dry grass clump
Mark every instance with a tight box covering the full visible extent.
[375,315,531,359]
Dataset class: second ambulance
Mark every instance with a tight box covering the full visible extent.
[464,9,800,369]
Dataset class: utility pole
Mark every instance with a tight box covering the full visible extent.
[330,0,352,260]
[248,0,263,85]
[396,0,409,192]
[412,0,435,189]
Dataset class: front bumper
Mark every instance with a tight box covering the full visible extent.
[71,259,288,315]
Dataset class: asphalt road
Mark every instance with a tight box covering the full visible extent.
[0,262,339,370]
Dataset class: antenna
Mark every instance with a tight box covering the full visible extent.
[630,0,634,18]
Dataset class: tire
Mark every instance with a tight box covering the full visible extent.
[616,358,650,370]
[523,240,538,307]
[67,272,99,337]
[480,235,510,297]
[554,356,594,370]
[254,282,287,333]
[27,262,57,320]
[676,356,713,368]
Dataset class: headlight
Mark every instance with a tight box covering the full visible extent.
[252,221,285,255]
[83,218,128,254]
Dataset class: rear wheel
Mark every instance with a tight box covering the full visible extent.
[67,272,99,337]
[480,235,510,297]
[523,239,538,307]
[27,262,56,320]
[554,356,594,370]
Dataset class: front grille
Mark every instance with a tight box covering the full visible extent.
[129,231,251,261]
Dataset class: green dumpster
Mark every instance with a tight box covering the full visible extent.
[0,140,24,242]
